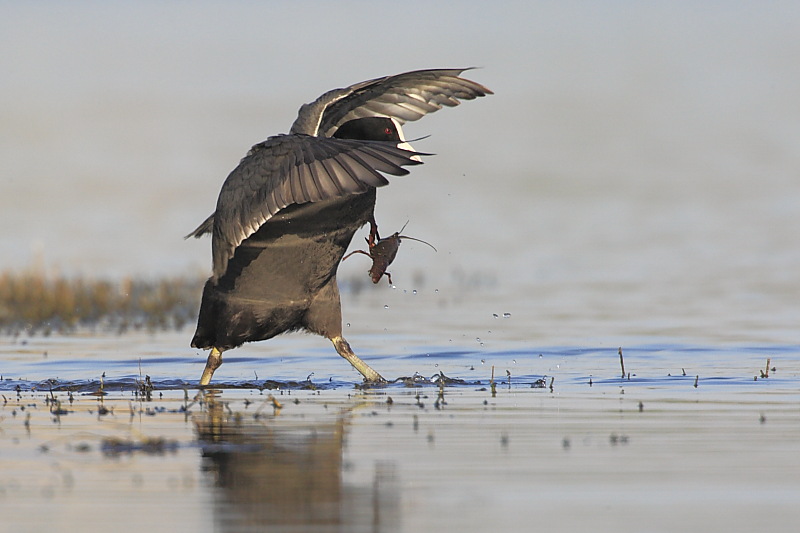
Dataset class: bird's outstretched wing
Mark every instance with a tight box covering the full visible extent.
[210,134,425,278]
[187,69,491,241]
[291,68,493,137]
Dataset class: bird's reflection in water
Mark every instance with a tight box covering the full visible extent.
[194,392,399,532]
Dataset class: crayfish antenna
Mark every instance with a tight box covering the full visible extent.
[397,236,437,252]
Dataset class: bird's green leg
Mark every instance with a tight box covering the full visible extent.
[331,336,385,383]
[199,347,223,386]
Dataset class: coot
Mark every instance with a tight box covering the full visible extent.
[188,68,491,385]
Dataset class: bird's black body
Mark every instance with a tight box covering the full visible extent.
[192,190,375,351]
[192,117,395,351]
[188,68,491,385]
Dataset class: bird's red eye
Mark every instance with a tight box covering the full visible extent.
[384,127,392,135]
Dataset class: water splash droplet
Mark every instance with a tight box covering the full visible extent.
[503,312,511,318]
[346,322,350,327]
[434,288,439,293]
[384,304,389,309]
[412,289,417,295]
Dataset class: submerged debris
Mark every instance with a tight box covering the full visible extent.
[394,371,467,388]
[262,379,319,391]
[136,375,154,401]
[101,436,179,456]
[50,399,70,416]
[758,358,775,379]
[609,433,629,445]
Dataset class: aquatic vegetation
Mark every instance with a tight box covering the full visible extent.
[0,269,203,335]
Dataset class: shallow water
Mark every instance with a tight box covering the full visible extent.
[2,324,799,532]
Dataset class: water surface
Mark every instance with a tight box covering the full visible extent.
[2,330,798,532]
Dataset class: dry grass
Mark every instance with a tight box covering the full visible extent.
[0,270,203,335]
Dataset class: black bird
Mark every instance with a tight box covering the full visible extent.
[188,68,492,385]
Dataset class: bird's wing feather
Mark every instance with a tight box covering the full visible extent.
[315,68,493,137]
[184,213,215,239]
[210,134,425,278]
[289,68,492,136]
